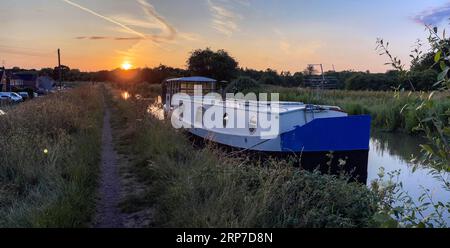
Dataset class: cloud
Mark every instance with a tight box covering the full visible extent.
[207,0,247,36]
[89,36,109,40]
[279,40,323,57]
[137,0,177,41]
[61,0,177,42]
[414,2,450,25]
[276,29,323,58]
[74,36,144,41]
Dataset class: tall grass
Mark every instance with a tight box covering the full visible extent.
[111,92,378,228]
[266,86,450,134]
[0,85,103,227]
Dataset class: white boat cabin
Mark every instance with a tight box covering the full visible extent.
[162,76,217,107]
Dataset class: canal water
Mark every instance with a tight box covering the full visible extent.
[368,131,450,224]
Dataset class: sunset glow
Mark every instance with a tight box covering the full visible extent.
[121,62,132,70]
[1,0,450,72]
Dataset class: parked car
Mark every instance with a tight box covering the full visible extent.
[17,92,31,100]
[0,92,23,103]
[0,95,11,104]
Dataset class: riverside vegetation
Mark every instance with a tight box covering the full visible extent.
[110,88,380,228]
[228,75,449,135]
[0,85,104,227]
[274,87,450,134]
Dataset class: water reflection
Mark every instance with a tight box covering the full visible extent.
[368,131,450,224]
[121,91,130,100]
[145,96,164,120]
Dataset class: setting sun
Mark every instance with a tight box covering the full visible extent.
[121,62,132,70]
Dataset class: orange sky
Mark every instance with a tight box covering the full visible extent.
[1,0,448,73]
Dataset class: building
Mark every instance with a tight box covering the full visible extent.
[10,71,39,90]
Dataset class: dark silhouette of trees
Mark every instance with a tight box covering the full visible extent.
[304,64,317,76]
[187,48,238,82]
[4,46,440,92]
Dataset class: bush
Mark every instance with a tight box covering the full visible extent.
[227,76,260,93]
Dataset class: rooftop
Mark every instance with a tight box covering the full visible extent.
[12,71,38,81]
[166,76,216,83]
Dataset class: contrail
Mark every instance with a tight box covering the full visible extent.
[61,0,146,38]
[137,0,177,40]
[61,0,177,41]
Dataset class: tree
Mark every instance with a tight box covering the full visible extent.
[410,38,450,72]
[259,69,283,85]
[292,72,304,86]
[303,64,316,76]
[187,48,238,83]
[53,65,70,81]
[39,68,55,78]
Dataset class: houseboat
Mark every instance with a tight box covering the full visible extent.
[162,77,371,181]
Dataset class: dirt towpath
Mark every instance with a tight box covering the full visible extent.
[92,106,124,228]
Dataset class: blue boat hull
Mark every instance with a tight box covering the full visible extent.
[280,115,371,152]
[189,115,371,153]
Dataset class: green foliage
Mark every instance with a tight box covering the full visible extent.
[344,72,398,91]
[259,69,283,85]
[187,48,239,82]
[238,68,304,87]
[407,69,439,91]
[373,25,450,228]
[343,70,437,91]
[227,76,260,93]
[371,168,449,228]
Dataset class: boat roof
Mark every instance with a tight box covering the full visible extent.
[166,76,216,83]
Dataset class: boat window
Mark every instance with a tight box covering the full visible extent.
[223,113,229,128]
[249,116,257,134]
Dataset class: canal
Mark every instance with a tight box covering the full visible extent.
[368,131,450,224]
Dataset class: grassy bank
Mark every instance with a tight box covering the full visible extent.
[260,86,450,134]
[110,90,378,228]
[0,86,103,227]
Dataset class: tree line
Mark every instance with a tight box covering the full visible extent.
[11,45,443,91]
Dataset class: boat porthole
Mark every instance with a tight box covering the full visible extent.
[249,116,257,134]
[223,113,229,128]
